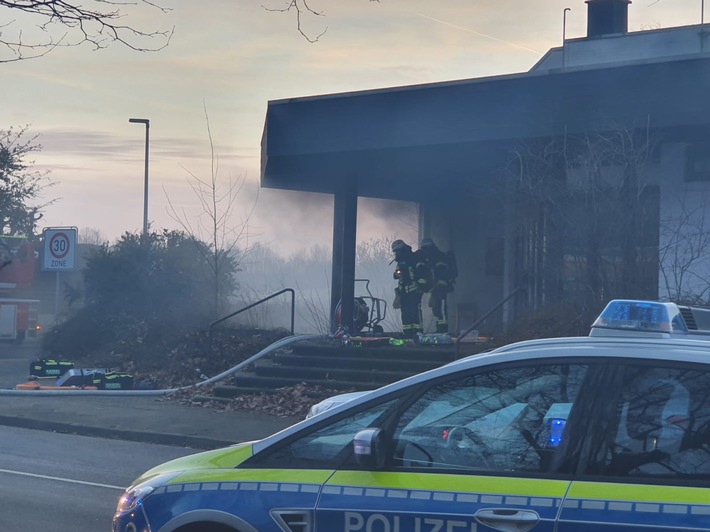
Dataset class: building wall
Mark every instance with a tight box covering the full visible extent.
[419,135,696,333]
[420,192,506,335]
[658,142,710,301]
[534,25,710,72]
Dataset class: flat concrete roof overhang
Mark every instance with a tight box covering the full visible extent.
[261,55,710,203]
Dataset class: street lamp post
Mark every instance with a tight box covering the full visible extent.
[129,118,150,237]
[563,8,571,68]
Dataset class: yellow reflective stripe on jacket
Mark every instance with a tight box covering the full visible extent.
[327,471,569,498]
[567,481,710,505]
[170,468,334,486]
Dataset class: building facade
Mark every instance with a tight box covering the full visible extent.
[261,0,710,333]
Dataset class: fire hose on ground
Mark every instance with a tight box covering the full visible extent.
[0,334,329,397]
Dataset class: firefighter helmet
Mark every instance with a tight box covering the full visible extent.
[420,237,435,249]
[391,239,409,253]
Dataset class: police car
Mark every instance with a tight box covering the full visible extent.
[114,299,710,532]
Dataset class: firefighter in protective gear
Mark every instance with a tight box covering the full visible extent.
[391,239,431,339]
[419,237,457,334]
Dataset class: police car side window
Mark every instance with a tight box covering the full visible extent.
[590,364,710,480]
[390,363,588,473]
[251,400,397,469]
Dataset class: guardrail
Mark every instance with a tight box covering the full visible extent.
[208,288,295,353]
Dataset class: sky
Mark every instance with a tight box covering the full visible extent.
[1,0,702,255]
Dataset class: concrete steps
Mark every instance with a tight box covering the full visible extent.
[270,353,441,373]
[253,359,409,385]
[213,337,475,398]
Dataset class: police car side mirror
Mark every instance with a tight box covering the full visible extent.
[353,428,386,469]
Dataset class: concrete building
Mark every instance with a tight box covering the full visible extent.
[261,0,710,334]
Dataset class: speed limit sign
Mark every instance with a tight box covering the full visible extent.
[42,227,77,271]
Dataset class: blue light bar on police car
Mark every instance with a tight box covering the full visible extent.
[591,300,688,335]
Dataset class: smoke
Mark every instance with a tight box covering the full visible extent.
[252,190,418,256]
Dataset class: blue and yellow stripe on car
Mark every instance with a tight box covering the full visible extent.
[166,467,334,486]
[141,468,334,532]
[560,481,710,530]
[316,472,569,530]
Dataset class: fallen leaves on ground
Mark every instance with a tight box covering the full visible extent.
[160,382,352,419]
[65,328,354,419]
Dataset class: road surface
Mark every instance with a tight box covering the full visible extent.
[0,425,194,531]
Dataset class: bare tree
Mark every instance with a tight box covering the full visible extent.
[78,226,107,245]
[262,0,379,43]
[508,122,659,318]
[166,105,258,319]
[659,192,710,304]
[0,0,173,62]
[237,242,333,333]
[0,125,54,236]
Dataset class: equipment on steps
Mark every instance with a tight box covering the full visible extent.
[335,279,387,335]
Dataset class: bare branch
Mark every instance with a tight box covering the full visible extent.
[165,103,259,317]
[1,125,57,235]
[261,0,382,42]
[506,122,660,310]
[261,0,328,43]
[0,0,174,62]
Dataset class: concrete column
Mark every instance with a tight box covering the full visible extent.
[330,192,345,333]
[330,179,358,332]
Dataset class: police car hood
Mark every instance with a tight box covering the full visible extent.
[132,441,255,486]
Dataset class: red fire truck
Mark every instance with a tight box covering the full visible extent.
[0,236,39,343]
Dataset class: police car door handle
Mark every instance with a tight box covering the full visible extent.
[474,508,540,532]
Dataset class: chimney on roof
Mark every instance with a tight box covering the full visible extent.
[586,0,631,37]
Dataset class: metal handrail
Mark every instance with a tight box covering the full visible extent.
[208,288,295,352]
[455,287,526,359]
